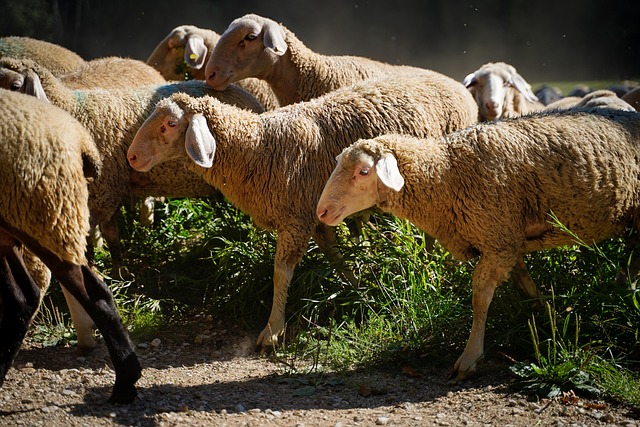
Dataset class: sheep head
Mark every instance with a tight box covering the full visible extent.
[0,57,50,102]
[147,25,220,81]
[317,138,404,227]
[205,14,287,90]
[128,95,216,172]
[463,61,538,121]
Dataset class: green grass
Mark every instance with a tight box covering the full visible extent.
[34,191,640,408]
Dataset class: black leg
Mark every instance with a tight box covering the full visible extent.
[0,245,41,385]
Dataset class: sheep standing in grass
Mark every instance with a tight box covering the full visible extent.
[463,62,544,121]
[147,24,279,110]
[0,89,140,403]
[0,36,85,75]
[127,73,478,351]
[316,108,640,380]
[0,57,263,350]
[205,13,474,110]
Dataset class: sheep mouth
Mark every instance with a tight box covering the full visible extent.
[208,75,231,91]
[317,206,345,226]
[130,158,154,173]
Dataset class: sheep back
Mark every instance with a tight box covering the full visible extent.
[0,36,85,76]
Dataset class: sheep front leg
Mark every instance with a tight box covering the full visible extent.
[255,230,308,352]
[452,255,512,381]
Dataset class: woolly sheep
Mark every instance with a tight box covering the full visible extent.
[0,57,264,349]
[205,13,471,109]
[316,108,640,380]
[147,24,280,110]
[0,89,140,403]
[463,62,544,121]
[545,89,635,112]
[126,72,478,351]
[58,56,168,229]
[0,36,85,76]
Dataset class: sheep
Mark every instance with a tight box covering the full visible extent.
[58,56,168,230]
[0,89,141,403]
[147,24,280,110]
[0,57,264,350]
[533,85,563,106]
[204,13,469,109]
[0,36,85,76]
[315,108,640,380]
[60,56,166,90]
[623,87,640,111]
[545,89,635,112]
[462,62,545,121]
[126,72,479,351]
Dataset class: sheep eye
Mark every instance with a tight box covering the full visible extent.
[167,120,177,127]
[10,81,22,91]
[244,33,257,41]
[358,168,370,176]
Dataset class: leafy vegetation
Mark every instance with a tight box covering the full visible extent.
[36,196,640,407]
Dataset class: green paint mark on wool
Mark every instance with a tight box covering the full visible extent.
[0,39,25,57]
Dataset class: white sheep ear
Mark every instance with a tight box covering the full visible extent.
[185,114,216,168]
[510,73,539,103]
[263,20,287,55]
[184,36,208,69]
[462,72,477,88]
[375,153,404,192]
[24,73,49,103]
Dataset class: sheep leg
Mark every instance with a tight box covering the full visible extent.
[99,214,133,281]
[510,258,543,307]
[0,238,41,386]
[312,223,358,286]
[60,287,96,352]
[255,230,308,352]
[0,222,141,403]
[53,264,141,403]
[451,255,512,381]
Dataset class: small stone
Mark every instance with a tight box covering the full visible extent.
[602,413,616,423]
[151,338,161,347]
[137,342,149,349]
[62,389,76,396]
[376,416,389,425]
[235,403,246,413]
[178,404,188,413]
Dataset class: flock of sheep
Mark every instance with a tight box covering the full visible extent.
[1,12,639,402]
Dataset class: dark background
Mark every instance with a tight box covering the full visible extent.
[1,0,639,83]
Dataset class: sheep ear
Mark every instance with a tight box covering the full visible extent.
[24,72,50,103]
[375,153,404,192]
[510,73,539,103]
[184,36,208,69]
[185,114,216,168]
[263,20,287,55]
[462,72,477,88]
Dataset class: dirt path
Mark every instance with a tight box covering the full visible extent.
[1,316,638,427]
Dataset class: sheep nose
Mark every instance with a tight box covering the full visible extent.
[485,101,499,112]
[207,71,216,82]
[128,153,137,165]
[317,208,327,220]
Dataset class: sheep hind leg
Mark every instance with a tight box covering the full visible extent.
[0,234,41,386]
[510,257,544,308]
[2,223,141,404]
[452,254,512,381]
[312,223,357,286]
